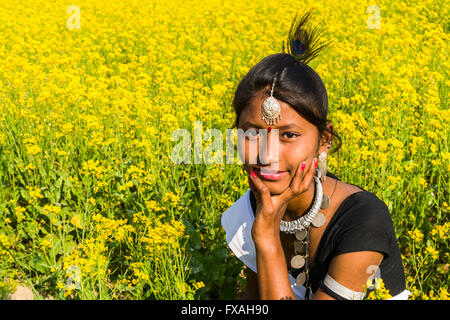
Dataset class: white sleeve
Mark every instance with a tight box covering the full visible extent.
[221,190,258,272]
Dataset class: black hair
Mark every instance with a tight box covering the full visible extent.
[231,11,342,154]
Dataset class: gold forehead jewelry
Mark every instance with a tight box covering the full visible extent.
[261,77,282,125]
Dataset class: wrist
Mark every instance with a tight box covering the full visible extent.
[254,241,282,255]
[251,217,280,240]
[251,227,279,244]
[252,233,282,252]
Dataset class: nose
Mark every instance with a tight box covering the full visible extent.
[257,129,279,169]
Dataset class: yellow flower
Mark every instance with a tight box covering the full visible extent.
[439,288,449,300]
[70,215,83,229]
[13,206,24,222]
[404,162,418,173]
[26,186,43,202]
[43,204,61,216]
[64,288,73,297]
[88,197,97,206]
[0,234,10,248]
[408,229,424,242]
[25,163,36,171]
[145,200,162,212]
[118,180,133,191]
[418,177,428,188]
[162,192,180,208]
[40,239,53,251]
[193,281,205,290]
[365,278,392,300]
[425,245,439,260]
[25,144,42,155]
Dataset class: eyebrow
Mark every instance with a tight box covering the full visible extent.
[240,121,303,130]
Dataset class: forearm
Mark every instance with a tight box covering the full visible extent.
[254,239,296,300]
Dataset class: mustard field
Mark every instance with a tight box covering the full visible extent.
[0,0,448,299]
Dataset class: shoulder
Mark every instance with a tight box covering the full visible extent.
[332,189,396,256]
[337,187,394,228]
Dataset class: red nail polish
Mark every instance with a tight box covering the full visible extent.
[250,171,256,178]
[314,158,318,168]
[301,162,306,170]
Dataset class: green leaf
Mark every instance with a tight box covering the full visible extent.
[190,231,202,250]
[214,248,228,260]
[29,255,48,274]
[55,175,64,203]
[20,188,30,202]
[64,239,77,252]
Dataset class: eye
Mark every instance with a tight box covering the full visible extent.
[282,132,300,139]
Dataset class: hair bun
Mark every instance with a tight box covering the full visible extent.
[282,9,332,65]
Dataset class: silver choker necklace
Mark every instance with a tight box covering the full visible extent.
[280,175,324,234]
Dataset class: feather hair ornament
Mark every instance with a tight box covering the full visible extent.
[260,10,331,126]
[282,9,332,65]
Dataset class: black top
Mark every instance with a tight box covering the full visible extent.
[249,171,407,297]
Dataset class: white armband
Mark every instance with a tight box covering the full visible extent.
[320,273,366,300]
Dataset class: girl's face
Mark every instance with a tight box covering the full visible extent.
[238,90,324,195]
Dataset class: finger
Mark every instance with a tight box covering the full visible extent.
[249,171,272,205]
[279,160,306,202]
[247,174,257,194]
[300,157,317,191]
[280,157,317,203]
[289,160,307,193]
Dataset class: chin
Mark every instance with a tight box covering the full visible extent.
[261,179,291,195]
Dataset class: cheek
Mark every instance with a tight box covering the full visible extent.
[281,142,311,172]
[237,138,258,164]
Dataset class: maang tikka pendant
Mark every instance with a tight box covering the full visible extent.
[262,78,281,125]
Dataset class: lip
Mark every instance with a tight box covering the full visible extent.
[252,167,288,181]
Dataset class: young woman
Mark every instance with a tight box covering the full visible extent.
[221,11,410,300]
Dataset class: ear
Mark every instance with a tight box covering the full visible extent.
[318,122,334,154]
